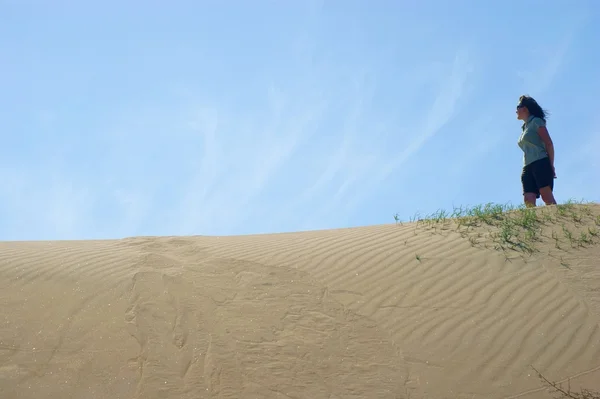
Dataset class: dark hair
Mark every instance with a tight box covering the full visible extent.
[518,95,549,121]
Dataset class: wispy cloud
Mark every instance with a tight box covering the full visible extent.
[516,38,571,95]
[167,82,329,236]
[44,176,92,238]
[516,12,588,94]
[0,167,92,240]
[171,106,220,234]
[296,48,474,228]
[261,73,374,231]
[375,49,473,183]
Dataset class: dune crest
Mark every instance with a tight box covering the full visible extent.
[2,203,600,398]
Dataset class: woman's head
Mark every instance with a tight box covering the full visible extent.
[516,95,548,122]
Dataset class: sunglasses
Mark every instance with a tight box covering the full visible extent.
[516,104,526,110]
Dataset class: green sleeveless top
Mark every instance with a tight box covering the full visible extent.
[518,115,548,166]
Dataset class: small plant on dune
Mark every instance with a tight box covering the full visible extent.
[581,205,593,216]
[556,200,576,217]
[562,225,575,247]
[498,222,517,244]
[525,226,540,243]
[552,230,562,249]
[514,207,539,229]
[577,231,595,246]
[468,235,478,246]
[542,209,556,223]
[532,366,600,399]
[409,212,421,223]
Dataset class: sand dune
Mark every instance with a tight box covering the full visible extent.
[1,204,600,399]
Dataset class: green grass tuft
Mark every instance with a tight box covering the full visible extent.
[394,199,600,257]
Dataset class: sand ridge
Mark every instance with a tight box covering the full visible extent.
[1,204,600,398]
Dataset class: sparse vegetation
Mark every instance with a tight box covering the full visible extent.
[532,366,600,399]
[394,199,600,259]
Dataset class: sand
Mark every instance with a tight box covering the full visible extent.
[1,204,600,399]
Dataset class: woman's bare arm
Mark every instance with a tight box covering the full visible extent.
[538,126,555,176]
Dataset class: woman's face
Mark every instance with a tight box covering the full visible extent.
[516,104,528,121]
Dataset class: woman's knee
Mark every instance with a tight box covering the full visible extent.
[523,192,537,204]
[539,187,556,204]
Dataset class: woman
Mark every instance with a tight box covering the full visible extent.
[516,95,557,207]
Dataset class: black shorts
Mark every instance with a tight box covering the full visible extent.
[521,157,554,198]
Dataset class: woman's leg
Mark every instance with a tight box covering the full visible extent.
[521,165,538,207]
[539,186,556,205]
[532,158,556,206]
[523,193,537,207]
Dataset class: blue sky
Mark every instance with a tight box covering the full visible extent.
[1,1,599,241]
